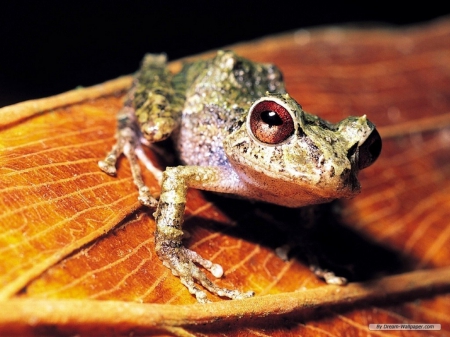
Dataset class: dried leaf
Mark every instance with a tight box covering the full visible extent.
[1,18,450,336]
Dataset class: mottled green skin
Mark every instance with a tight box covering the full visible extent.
[99,50,380,302]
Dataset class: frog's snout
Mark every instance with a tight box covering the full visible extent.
[354,128,382,170]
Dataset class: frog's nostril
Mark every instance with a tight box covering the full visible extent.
[357,129,382,170]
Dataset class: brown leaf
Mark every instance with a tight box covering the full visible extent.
[1,18,450,336]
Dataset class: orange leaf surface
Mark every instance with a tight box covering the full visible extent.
[1,18,450,336]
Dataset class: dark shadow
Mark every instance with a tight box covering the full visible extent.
[197,192,412,283]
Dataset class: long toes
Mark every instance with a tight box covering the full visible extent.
[180,276,210,303]
[310,265,348,285]
[138,186,158,207]
[193,270,254,301]
[187,256,254,301]
[323,273,347,285]
[98,160,117,175]
[160,248,254,302]
[181,247,223,278]
[213,288,254,300]
[232,290,255,300]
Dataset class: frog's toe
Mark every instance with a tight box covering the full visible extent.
[323,273,348,285]
[232,290,255,300]
[98,159,117,175]
[179,274,211,304]
[181,247,224,278]
[166,256,216,303]
[191,265,254,301]
[310,265,348,286]
[137,186,158,207]
[159,246,254,302]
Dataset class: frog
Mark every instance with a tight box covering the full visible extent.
[98,50,382,303]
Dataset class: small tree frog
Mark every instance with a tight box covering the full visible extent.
[99,50,382,303]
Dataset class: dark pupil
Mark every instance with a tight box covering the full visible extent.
[261,111,283,126]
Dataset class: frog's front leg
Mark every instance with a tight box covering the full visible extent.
[99,54,180,207]
[154,166,254,303]
[98,105,161,207]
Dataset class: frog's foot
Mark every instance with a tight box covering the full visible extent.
[98,117,160,208]
[275,244,291,261]
[310,265,347,285]
[158,245,254,303]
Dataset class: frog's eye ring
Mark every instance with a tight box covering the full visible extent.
[248,100,295,144]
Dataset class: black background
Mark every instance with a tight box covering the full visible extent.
[1,1,448,106]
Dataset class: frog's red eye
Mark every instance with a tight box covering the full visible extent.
[249,100,295,144]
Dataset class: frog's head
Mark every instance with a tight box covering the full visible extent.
[223,93,381,207]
